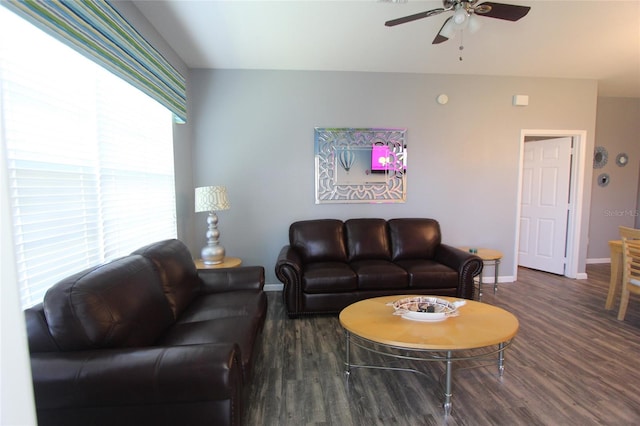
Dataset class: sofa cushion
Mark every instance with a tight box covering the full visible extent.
[157,315,260,380]
[161,290,267,381]
[132,239,201,319]
[178,291,268,324]
[396,259,459,289]
[345,218,391,261]
[302,262,357,293]
[43,256,174,351]
[350,260,408,290]
[389,218,442,261]
[290,219,347,263]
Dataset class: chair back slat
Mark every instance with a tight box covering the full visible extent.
[617,226,640,320]
[628,240,640,280]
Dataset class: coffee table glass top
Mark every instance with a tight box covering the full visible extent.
[339,295,519,351]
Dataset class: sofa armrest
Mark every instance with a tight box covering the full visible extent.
[198,266,265,293]
[31,343,242,410]
[275,246,303,317]
[435,244,483,299]
[275,246,302,278]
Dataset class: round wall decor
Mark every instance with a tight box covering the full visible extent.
[436,94,449,105]
[616,153,629,167]
[597,173,610,187]
[593,146,608,169]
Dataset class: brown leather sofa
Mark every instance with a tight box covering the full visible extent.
[275,218,483,317]
[24,239,267,426]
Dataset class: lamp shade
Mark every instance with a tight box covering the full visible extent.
[195,186,230,212]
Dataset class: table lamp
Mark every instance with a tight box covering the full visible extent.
[194,186,230,265]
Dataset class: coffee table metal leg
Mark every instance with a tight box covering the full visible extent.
[498,342,505,376]
[345,331,351,377]
[444,351,453,416]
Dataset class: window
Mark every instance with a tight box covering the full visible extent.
[0,8,177,308]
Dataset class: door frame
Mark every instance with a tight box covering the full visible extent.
[514,129,588,280]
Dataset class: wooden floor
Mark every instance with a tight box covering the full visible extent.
[245,264,640,425]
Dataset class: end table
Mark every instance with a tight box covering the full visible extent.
[458,247,503,301]
[194,257,242,270]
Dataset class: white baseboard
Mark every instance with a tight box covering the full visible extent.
[586,258,611,264]
[265,283,284,292]
[479,276,514,284]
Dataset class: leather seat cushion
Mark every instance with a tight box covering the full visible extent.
[157,316,260,379]
[345,218,391,261]
[302,262,357,293]
[389,218,441,261]
[351,260,408,290]
[396,259,458,289]
[177,291,267,324]
[290,219,348,263]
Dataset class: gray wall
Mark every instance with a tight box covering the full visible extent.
[587,97,640,260]
[188,69,598,285]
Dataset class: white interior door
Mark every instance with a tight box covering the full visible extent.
[519,137,572,274]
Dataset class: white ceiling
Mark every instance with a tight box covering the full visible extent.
[132,0,640,97]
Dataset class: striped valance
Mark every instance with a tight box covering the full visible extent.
[1,0,187,122]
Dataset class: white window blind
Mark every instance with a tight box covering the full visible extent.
[0,8,177,308]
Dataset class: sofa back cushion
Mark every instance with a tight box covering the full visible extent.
[43,255,174,351]
[345,218,391,261]
[132,239,201,319]
[290,219,347,263]
[389,218,442,260]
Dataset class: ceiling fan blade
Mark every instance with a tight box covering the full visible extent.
[385,8,445,27]
[432,17,453,44]
[475,2,531,21]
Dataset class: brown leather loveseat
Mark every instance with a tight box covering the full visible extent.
[24,239,267,426]
[275,218,482,317]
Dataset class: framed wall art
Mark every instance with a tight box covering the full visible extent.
[314,128,407,204]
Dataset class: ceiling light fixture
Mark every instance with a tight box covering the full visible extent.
[385,0,531,46]
[452,7,469,27]
[467,14,482,33]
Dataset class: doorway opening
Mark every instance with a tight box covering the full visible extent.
[514,129,589,280]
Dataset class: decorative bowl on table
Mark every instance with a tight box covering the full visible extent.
[387,296,466,322]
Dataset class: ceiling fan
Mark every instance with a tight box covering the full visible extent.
[385,0,531,45]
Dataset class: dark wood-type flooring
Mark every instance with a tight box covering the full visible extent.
[245,264,640,425]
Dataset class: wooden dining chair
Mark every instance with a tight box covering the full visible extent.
[618,226,640,321]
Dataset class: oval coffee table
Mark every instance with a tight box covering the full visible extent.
[339,295,519,415]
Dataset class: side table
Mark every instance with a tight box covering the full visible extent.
[459,247,503,301]
[194,257,242,269]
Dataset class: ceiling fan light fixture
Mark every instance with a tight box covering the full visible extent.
[452,7,469,27]
[440,18,456,39]
[386,0,533,46]
[467,14,482,33]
